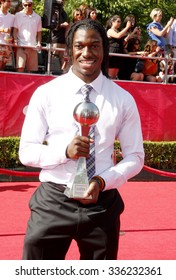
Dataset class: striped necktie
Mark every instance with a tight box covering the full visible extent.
[81,84,93,102]
[81,84,95,180]
[86,125,96,180]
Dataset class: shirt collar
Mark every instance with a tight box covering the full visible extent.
[22,10,34,17]
[68,67,104,96]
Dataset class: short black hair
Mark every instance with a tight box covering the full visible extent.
[66,19,109,78]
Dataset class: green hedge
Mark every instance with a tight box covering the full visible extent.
[0,137,21,168]
[0,137,176,170]
[115,141,176,170]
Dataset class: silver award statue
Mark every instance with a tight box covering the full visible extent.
[64,99,100,199]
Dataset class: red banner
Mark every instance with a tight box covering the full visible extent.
[117,81,176,141]
[0,72,53,137]
[0,72,176,141]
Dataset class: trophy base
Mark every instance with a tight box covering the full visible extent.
[64,157,92,199]
[64,183,92,199]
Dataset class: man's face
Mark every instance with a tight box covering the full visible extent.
[3,0,11,9]
[23,1,33,13]
[72,28,104,83]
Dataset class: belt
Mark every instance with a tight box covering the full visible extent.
[172,46,176,48]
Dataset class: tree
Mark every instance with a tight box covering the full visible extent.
[33,0,175,23]
[32,0,176,45]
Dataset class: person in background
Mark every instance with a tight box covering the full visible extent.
[10,1,23,14]
[106,14,131,79]
[19,19,144,260]
[13,0,42,72]
[50,0,69,72]
[123,14,137,31]
[85,7,97,21]
[142,39,162,82]
[71,8,83,23]
[147,8,174,52]
[118,36,146,81]
[159,51,176,83]
[0,0,14,70]
[79,3,89,19]
[122,14,142,43]
[167,19,176,57]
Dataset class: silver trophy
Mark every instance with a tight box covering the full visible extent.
[64,100,100,199]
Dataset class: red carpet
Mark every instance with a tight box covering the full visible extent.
[0,181,176,260]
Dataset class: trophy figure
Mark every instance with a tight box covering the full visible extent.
[64,99,100,199]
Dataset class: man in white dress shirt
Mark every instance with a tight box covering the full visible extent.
[19,19,144,260]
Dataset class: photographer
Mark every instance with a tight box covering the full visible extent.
[122,14,142,43]
[106,14,131,79]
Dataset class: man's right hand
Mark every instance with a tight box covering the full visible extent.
[66,135,94,159]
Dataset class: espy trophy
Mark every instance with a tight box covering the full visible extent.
[64,97,100,199]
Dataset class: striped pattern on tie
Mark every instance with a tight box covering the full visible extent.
[81,84,95,180]
[86,125,96,180]
[81,84,93,102]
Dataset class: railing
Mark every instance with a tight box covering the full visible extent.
[1,42,176,84]
[1,164,176,179]
[108,51,176,84]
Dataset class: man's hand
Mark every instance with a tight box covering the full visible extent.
[36,42,42,51]
[66,135,94,159]
[66,135,99,204]
[74,180,101,205]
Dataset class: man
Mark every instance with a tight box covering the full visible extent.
[50,0,69,72]
[13,0,42,72]
[19,19,144,260]
[0,0,14,70]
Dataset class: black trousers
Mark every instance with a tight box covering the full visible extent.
[22,182,124,260]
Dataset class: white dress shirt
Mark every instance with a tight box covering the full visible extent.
[19,69,144,191]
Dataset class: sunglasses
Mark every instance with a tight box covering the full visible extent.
[23,3,32,7]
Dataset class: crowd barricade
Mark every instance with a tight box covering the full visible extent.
[1,42,176,83]
[108,51,176,84]
[0,164,176,180]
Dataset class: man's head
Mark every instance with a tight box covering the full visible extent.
[66,19,109,82]
[22,0,32,9]
[22,0,33,14]
[0,0,12,9]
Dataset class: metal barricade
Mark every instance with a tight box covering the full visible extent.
[0,42,176,84]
